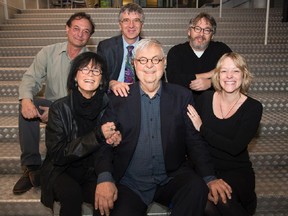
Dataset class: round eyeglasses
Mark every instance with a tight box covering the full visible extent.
[190,26,213,35]
[79,67,102,76]
[135,57,164,65]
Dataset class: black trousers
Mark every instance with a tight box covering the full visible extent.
[205,168,257,216]
[19,98,52,166]
[53,165,98,216]
[99,171,209,216]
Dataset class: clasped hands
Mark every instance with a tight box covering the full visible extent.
[101,122,121,147]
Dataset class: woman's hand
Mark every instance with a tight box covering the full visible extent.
[101,122,122,147]
[187,104,202,131]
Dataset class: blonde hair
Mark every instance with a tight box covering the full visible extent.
[212,52,253,94]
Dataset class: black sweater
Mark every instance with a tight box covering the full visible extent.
[196,91,263,171]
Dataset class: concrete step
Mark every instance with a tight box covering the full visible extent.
[0,166,287,215]
[13,8,282,18]
[1,21,287,31]
[0,74,286,97]
[0,64,287,82]
[1,52,287,67]
[0,92,286,116]
[0,108,286,143]
[0,44,287,57]
[0,7,287,216]
[0,37,287,48]
[3,15,284,25]
[1,28,287,38]
[0,134,286,174]
[0,68,26,81]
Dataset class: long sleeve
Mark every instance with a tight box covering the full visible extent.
[45,99,105,166]
[19,47,49,100]
[197,92,263,157]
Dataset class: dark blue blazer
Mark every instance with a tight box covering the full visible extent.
[97,35,124,81]
[97,35,142,81]
[100,82,215,182]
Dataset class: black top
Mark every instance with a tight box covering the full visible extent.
[166,41,232,97]
[196,91,263,171]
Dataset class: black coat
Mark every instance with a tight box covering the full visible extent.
[101,82,215,182]
[40,93,109,209]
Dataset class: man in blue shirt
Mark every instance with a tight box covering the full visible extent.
[95,39,232,216]
[97,3,144,97]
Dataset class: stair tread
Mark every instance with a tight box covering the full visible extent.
[0,6,287,215]
[0,166,287,203]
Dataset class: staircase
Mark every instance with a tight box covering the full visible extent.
[0,7,287,216]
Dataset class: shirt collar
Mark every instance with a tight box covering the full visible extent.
[139,82,162,98]
[122,36,140,48]
[60,41,88,59]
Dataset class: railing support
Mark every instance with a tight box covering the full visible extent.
[264,0,270,45]
[4,0,8,19]
[219,0,223,18]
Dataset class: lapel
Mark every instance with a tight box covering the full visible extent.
[160,82,174,155]
[111,36,124,77]
[115,35,124,60]
[126,83,142,145]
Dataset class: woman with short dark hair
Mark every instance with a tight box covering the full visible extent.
[41,52,121,216]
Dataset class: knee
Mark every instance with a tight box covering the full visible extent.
[190,175,209,195]
[183,175,209,200]
[54,182,83,206]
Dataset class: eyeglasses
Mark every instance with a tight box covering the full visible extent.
[190,26,213,35]
[79,67,102,76]
[135,57,164,65]
[120,18,142,25]
[71,26,91,37]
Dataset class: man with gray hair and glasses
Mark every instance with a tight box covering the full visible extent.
[166,12,232,101]
[97,3,144,97]
[95,38,232,216]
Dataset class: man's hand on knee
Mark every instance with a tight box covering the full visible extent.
[95,182,118,215]
[21,98,40,119]
[207,179,232,205]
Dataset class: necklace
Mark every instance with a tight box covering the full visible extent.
[220,94,241,119]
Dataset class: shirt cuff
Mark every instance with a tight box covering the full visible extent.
[203,175,217,184]
[97,171,114,184]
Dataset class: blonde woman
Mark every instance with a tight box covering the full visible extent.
[187,52,262,216]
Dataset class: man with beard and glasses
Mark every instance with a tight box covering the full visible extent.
[166,12,232,101]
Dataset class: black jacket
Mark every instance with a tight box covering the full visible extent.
[41,93,109,209]
[101,82,215,182]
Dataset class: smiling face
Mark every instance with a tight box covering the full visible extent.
[75,60,102,99]
[119,11,143,44]
[188,17,214,51]
[219,57,243,94]
[66,18,92,48]
[133,43,166,95]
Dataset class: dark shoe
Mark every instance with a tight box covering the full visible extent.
[29,169,41,187]
[13,168,33,195]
